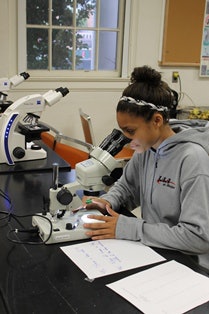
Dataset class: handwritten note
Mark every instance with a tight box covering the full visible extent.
[107,260,209,314]
[60,239,165,279]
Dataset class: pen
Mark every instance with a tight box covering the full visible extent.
[86,199,93,204]
[72,199,94,214]
[72,206,86,214]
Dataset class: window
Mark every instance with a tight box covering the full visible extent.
[18,0,129,78]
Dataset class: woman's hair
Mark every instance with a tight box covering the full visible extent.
[117,66,176,122]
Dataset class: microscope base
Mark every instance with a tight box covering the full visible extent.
[32,209,102,244]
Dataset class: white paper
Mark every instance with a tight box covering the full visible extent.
[61,239,165,279]
[107,260,209,314]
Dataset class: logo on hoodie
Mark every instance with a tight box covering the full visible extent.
[157,176,175,189]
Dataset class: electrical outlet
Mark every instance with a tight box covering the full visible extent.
[172,71,179,83]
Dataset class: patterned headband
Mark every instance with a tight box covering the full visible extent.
[119,96,167,112]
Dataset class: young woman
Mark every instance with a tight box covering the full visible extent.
[83,65,209,255]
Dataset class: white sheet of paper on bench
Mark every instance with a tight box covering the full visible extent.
[60,239,165,279]
[107,260,209,314]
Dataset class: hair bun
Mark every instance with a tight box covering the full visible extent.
[131,65,161,87]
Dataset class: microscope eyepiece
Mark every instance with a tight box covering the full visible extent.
[56,87,69,97]
[106,133,131,156]
[20,72,30,80]
[98,129,131,157]
[99,128,122,151]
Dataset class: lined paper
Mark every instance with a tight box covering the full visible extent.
[107,260,209,314]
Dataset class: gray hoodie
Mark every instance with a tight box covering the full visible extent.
[101,120,209,254]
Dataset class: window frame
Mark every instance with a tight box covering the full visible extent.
[18,0,131,79]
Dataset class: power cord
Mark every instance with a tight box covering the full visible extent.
[0,286,11,314]
[0,189,53,245]
[0,210,11,223]
[0,188,11,204]
[177,74,182,103]
[6,213,53,245]
[176,74,196,108]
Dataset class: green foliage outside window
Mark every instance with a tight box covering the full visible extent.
[26,0,96,70]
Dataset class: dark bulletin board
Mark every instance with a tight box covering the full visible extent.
[161,0,205,66]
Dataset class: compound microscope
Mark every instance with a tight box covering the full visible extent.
[32,129,131,244]
[0,72,30,113]
[0,87,69,165]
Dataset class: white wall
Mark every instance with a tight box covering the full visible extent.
[1,0,209,146]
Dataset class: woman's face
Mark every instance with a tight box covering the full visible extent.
[117,111,162,153]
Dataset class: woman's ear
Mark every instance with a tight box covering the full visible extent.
[153,113,163,126]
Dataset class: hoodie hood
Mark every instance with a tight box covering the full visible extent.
[157,119,209,155]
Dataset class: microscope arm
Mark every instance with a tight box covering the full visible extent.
[48,147,121,217]
[0,87,69,165]
[49,181,82,217]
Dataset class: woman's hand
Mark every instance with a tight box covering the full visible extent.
[82,196,111,215]
[83,205,119,240]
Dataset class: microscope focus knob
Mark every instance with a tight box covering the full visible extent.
[102,175,115,186]
[57,188,73,205]
[13,147,25,159]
